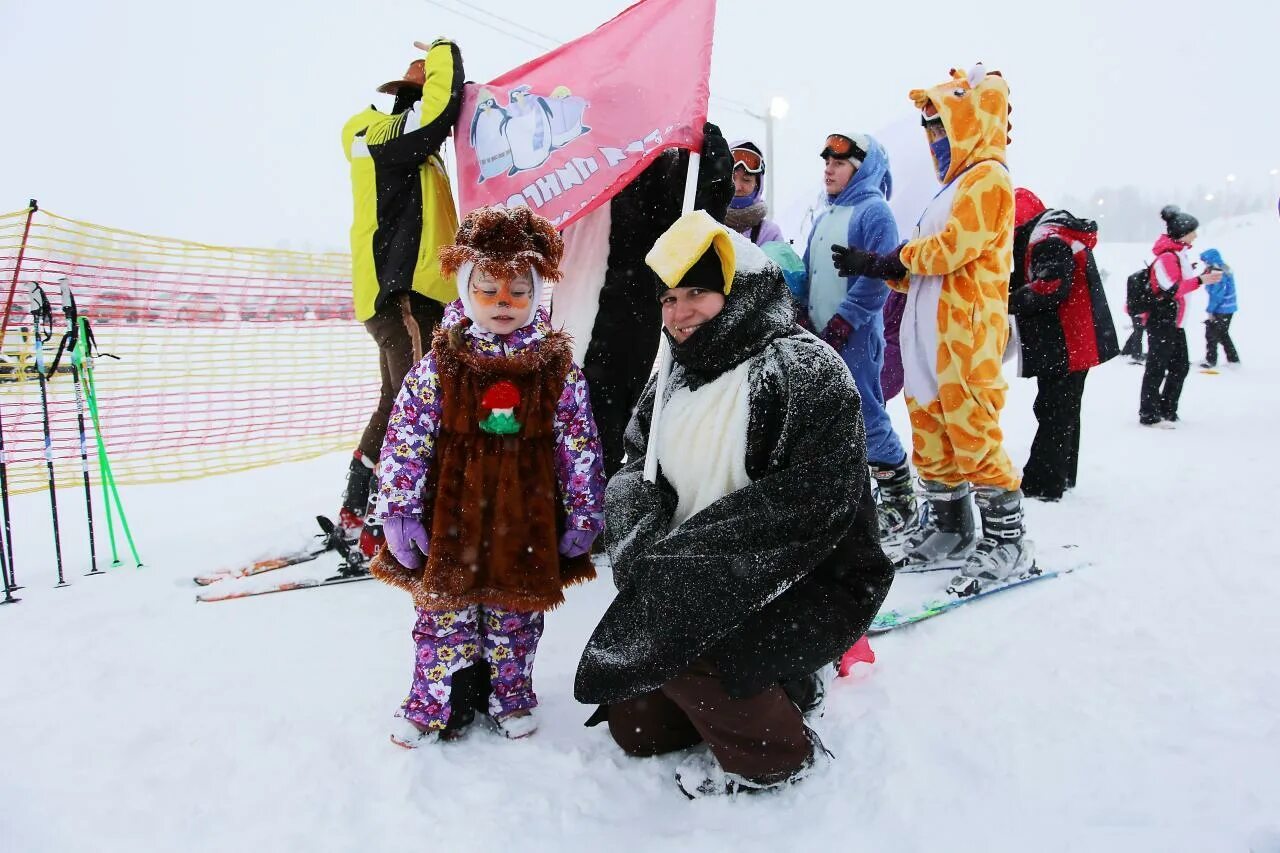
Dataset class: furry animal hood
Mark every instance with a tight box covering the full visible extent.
[911,64,1012,183]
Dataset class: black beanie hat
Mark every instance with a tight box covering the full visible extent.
[656,247,727,299]
[1161,205,1199,240]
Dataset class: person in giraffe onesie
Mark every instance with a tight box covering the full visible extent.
[828,64,1033,597]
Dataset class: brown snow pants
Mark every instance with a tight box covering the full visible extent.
[604,660,811,780]
[357,294,445,461]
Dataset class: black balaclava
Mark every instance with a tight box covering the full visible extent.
[392,86,423,115]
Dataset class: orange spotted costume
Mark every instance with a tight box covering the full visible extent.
[846,65,1034,593]
[893,67,1018,491]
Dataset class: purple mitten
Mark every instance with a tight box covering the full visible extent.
[385,516,429,570]
[819,314,853,353]
[559,529,597,558]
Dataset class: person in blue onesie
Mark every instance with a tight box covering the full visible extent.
[797,132,915,542]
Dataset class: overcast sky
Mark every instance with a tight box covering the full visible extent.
[1,0,1275,250]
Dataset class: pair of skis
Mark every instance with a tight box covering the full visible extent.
[868,566,1074,634]
[194,516,373,602]
[867,543,1085,633]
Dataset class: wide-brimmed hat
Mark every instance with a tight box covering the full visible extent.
[377,59,426,95]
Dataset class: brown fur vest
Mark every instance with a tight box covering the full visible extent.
[371,323,595,611]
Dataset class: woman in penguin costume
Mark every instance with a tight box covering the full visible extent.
[574,211,893,798]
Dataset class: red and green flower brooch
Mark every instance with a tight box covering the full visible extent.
[479,380,522,435]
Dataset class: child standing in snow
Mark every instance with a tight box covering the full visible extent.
[1199,247,1239,368]
[371,206,606,748]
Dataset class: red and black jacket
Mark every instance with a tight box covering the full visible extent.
[1009,210,1119,377]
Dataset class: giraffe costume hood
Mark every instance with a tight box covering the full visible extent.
[910,64,1011,185]
[893,64,1020,491]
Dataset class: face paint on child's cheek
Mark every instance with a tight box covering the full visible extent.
[472,280,532,309]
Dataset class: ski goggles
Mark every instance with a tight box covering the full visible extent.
[819,133,868,162]
[731,146,765,174]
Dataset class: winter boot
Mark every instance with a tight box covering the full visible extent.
[389,713,440,749]
[674,727,832,799]
[946,487,1037,598]
[870,459,918,545]
[893,480,976,570]
[489,709,538,739]
[781,663,836,723]
[339,452,376,539]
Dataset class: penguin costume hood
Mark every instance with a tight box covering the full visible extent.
[645,210,795,388]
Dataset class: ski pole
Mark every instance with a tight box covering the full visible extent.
[59,281,100,576]
[0,404,15,603]
[78,323,141,568]
[0,395,17,600]
[0,524,14,605]
[83,354,119,566]
[28,282,67,588]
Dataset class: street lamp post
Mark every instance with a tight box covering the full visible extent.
[743,96,790,208]
[765,96,789,207]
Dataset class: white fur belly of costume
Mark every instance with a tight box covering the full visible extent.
[657,360,753,530]
[900,179,962,406]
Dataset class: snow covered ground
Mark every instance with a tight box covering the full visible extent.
[2,213,1278,852]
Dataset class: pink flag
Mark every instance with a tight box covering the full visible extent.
[453,0,716,229]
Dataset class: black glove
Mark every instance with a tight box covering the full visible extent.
[831,244,873,278]
[831,242,909,280]
[694,121,734,223]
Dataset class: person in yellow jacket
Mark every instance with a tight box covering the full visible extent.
[339,38,465,553]
[828,64,1033,597]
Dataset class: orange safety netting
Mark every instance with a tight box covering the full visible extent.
[0,207,376,496]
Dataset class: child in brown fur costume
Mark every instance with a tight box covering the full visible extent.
[372,205,606,748]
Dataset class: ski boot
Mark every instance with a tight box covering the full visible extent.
[339,452,376,540]
[892,480,976,571]
[338,451,386,559]
[871,460,918,546]
[946,487,1037,598]
[356,522,385,561]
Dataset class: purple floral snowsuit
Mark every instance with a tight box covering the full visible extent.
[378,302,606,730]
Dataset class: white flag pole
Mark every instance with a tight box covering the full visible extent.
[643,149,702,484]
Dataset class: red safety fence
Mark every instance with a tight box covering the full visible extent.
[0,204,377,495]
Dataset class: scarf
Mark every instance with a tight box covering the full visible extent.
[724,199,768,235]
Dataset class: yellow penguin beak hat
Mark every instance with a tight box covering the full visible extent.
[645,210,736,296]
